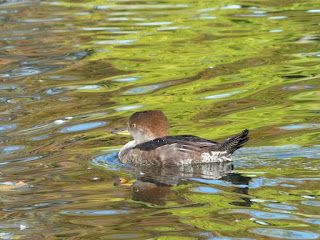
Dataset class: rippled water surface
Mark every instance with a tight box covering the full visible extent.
[0,0,319,239]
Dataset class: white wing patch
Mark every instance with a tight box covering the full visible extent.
[201,151,231,163]
[178,158,193,165]
[119,140,136,161]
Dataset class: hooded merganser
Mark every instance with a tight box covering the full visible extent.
[116,110,249,166]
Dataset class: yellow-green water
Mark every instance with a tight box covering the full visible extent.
[0,0,319,239]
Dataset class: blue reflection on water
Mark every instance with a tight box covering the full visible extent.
[236,145,320,160]
[22,18,64,22]
[305,219,320,225]
[91,152,127,170]
[221,5,242,10]
[94,39,138,44]
[42,86,71,95]
[193,186,221,194]
[0,84,19,92]
[115,105,144,111]
[29,134,51,141]
[232,209,297,220]
[204,91,241,99]
[60,210,133,216]
[281,85,313,90]
[280,124,319,130]
[268,16,288,19]
[5,96,40,104]
[0,65,63,79]
[301,201,320,207]
[306,9,320,13]
[249,177,281,189]
[278,177,320,182]
[269,29,284,32]
[33,201,69,207]
[0,124,17,132]
[158,26,190,30]
[280,184,296,187]
[3,201,70,212]
[2,146,25,153]
[0,156,42,166]
[112,77,140,82]
[264,203,298,210]
[190,178,233,186]
[58,121,107,133]
[252,228,319,239]
[125,84,161,94]
[77,85,101,90]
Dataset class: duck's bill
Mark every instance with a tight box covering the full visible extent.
[111,128,130,135]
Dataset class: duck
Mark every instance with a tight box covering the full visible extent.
[115,110,249,166]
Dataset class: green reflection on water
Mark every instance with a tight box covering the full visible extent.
[0,0,319,239]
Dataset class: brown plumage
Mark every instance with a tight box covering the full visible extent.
[129,110,169,142]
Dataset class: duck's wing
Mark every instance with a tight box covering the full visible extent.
[134,135,219,151]
[123,135,220,165]
[166,135,219,144]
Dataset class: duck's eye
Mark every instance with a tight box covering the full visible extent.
[131,123,136,128]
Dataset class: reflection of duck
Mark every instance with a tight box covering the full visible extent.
[115,162,252,206]
[129,162,234,186]
[131,181,171,206]
[115,110,249,166]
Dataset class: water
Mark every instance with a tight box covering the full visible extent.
[0,0,319,239]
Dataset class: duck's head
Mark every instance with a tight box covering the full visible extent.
[128,110,169,144]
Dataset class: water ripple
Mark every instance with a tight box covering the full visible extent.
[279,123,319,130]
[231,209,298,220]
[190,178,233,187]
[305,219,320,225]
[115,105,144,111]
[301,201,320,207]
[203,91,241,99]
[58,121,107,133]
[1,96,40,104]
[124,82,172,95]
[252,228,319,239]
[0,124,17,132]
[236,145,320,160]
[112,76,140,82]
[0,65,63,79]
[60,210,133,216]
[0,156,42,166]
[264,203,298,210]
[192,186,222,194]
[2,145,25,154]
[91,152,124,171]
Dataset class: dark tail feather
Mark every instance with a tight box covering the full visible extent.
[217,129,249,154]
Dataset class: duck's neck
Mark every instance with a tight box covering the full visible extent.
[118,140,137,160]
